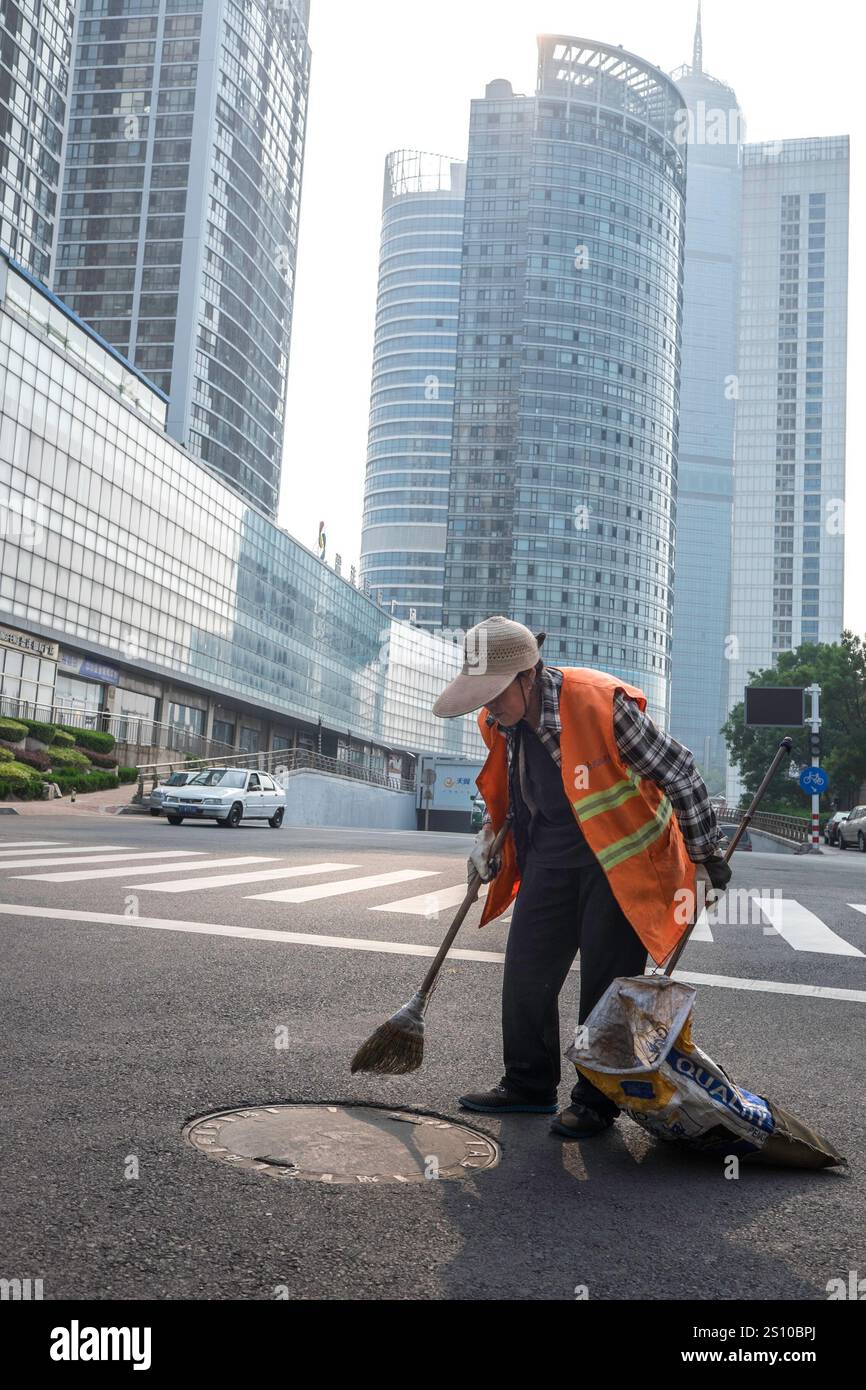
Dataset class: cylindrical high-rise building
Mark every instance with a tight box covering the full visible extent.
[668,11,743,789]
[441,37,687,721]
[360,150,466,631]
[54,0,311,518]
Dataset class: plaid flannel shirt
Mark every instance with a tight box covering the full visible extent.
[484,665,724,863]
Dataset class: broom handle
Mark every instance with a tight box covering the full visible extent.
[417,816,513,998]
[663,736,794,977]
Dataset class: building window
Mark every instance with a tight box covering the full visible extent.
[168,702,205,736]
[212,718,235,747]
[239,726,260,754]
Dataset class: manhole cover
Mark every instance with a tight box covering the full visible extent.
[183,1105,500,1184]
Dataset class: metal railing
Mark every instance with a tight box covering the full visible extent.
[136,745,415,800]
[715,804,813,844]
[0,694,238,763]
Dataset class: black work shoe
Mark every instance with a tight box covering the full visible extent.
[458,1083,558,1115]
[550,1103,617,1139]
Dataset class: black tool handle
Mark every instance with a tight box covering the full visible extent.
[663,736,794,977]
[418,815,512,998]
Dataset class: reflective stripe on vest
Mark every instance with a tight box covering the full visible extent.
[573,767,641,821]
[592,794,673,871]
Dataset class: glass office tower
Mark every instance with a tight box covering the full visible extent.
[668,18,743,789]
[0,0,75,283]
[360,150,466,632]
[0,249,478,763]
[54,0,311,518]
[725,137,848,800]
[441,38,687,722]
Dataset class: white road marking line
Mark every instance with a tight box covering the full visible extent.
[689,910,715,942]
[248,869,440,903]
[370,882,487,915]
[0,851,209,870]
[669,969,866,1002]
[755,897,864,957]
[0,841,63,852]
[0,902,863,1003]
[14,856,277,883]
[0,844,125,859]
[129,863,359,893]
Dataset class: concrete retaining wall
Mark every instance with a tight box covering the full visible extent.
[281,770,416,830]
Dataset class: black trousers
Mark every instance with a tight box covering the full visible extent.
[501,851,648,1115]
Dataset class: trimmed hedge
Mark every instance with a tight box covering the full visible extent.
[21,719,57,743]
[45,745,92,768]
[0,745,15,763]
[46,769,120,794]
[12,749,52,772]
[51,746,92,766]
[51,728,76,746]
[83,749,119,769]
[118,766,139,784]
[0,762,45,799]
[0,782,45,801]
[60,727,116,753]
[0,718,27,742]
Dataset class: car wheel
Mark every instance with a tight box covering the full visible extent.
[860,834,866,854]
[839,834,848,850]
[269,806,285,828]
[150,807,161,817]
[227,802,243,828]
[167,814,183,826]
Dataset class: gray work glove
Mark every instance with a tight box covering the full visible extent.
[468,822,501,884]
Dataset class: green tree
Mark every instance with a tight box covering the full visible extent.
[722,633,866,813]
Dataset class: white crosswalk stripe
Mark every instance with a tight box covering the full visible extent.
[14,856,275,883]
[0,850,209,870]
[370,882,488,915]
[0,841,63,853]
[0,844,125,859]
[755,897,864,957]
[128,862,358,893]
[248,868,440,904]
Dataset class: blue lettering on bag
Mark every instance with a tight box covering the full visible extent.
[668,1048,775,1133]
[621,1080,655,1099]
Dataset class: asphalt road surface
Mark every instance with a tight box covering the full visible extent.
[2,813,865,1301]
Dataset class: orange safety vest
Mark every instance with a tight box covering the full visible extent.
[474,667,697,966]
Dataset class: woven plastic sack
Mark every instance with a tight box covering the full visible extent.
[565,976,846,1169]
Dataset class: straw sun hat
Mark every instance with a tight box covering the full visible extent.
[432,616,547,719]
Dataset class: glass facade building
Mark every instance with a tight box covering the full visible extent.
[360,150,465,632]
[725,138,848,799]
[0,251,482,764]
[441,38,687,723]
[667,36,742,790]
[0,0,75,284]
[54,0,311,518]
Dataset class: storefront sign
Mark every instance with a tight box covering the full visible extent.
[59,650,120,685]
[0,625,58,661]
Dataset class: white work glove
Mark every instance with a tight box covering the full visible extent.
[467,822,501,884]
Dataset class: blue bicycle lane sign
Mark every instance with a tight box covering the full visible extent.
[799,766,829,795]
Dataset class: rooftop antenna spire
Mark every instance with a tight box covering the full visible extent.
[693,0,704,72]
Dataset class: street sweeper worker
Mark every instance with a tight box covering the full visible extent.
[431,615,732,1140]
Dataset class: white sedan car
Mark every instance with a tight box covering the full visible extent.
[162,768,286,828]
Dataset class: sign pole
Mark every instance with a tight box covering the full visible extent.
[806,682,821,850]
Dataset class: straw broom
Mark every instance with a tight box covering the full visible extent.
[350,817,512,1074]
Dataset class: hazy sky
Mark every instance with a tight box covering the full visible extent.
[280,0,863,632]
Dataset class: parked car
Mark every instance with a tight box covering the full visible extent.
[823,811,849,846]
[162,767,286,827]
[470,795,486,832]
[838,805,866,852]
[718,822,752,851]
[148,770,198,816]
